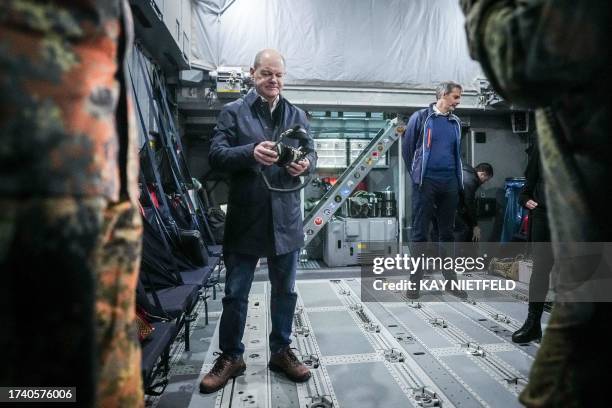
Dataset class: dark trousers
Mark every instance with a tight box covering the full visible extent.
[520,303,612,407]
[453,216,473,243]
[0,198,143,407]
[431,214,472,243]
[410,178,459,282]
[432,215,476,259]
[219,251,299,357]
[528,208,554,314]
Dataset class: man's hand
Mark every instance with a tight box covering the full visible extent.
[254,141,278,166]
[286,158,310,177]
[472,226,481,242]
[525,199,538,210]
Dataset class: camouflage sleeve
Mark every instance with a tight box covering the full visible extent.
[461,0,608,107]
[0,0,135,202]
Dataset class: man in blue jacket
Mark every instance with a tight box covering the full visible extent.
[402,81,466,299]
[200,49,317,393]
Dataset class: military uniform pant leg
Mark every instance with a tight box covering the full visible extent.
[94,200,143,408]
[0,197,105,407]
[0,197,143,407]
[519,302,612,407]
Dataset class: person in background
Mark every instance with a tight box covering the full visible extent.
[432,162,494,243]
[402,81,467,299]
[457,162,493,242]
[513,142,553,343]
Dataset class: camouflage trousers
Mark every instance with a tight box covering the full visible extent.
[0,197,143,407]
[519,302,612,407]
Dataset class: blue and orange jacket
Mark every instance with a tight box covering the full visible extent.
[401,103,463,189]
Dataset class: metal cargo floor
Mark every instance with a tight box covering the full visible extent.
[149,277,546,408]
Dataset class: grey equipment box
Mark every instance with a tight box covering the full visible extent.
[323,217,398,267]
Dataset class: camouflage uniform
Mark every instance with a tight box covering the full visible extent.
[0,1,142,406]
[461,1,612,406]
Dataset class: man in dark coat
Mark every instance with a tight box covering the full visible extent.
[431,162,493,242]
[512,142,554,344]
[200,49,317,394]
[456,162,493,242]
[431,162,493,262]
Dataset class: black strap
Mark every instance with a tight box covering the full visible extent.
[135,52,202,232]
[128,58,192,283]
[128,59,184,281]
[139,172,184,282]
[136,51,218,246]
[152,65,192,182]
[133,54,184,196]
[138,272,171,320]
[127,61,176,235]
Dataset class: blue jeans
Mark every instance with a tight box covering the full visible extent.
[219,251,298,357]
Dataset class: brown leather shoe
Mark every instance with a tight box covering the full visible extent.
[199,353,246,394]
[268,347,311,382]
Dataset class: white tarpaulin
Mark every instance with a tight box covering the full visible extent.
[191,0,483,89]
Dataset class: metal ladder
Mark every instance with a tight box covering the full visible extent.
[303,118,403,246]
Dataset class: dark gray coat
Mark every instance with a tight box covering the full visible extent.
[458,164,480,228]
[209,90,316,256]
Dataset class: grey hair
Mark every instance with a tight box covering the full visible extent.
[435,81,463,100]
[253,49,286,70]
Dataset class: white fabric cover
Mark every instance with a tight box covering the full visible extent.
[191,0,483,89]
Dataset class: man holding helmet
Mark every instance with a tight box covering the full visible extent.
[201,48,317,393]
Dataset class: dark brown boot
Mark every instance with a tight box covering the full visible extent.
[268,347,311,382]
[199,353,246,394]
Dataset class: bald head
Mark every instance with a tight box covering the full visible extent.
[250,49,286,103]
[253,49,286,70]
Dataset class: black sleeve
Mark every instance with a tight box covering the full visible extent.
[519,144,539,208]
[461,175,478,228]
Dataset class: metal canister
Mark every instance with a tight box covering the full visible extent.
[340,200,349,217]
[368,195,379,217]
[376,190,396,217]
[382,201,395,217]
[375,190,395,202]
